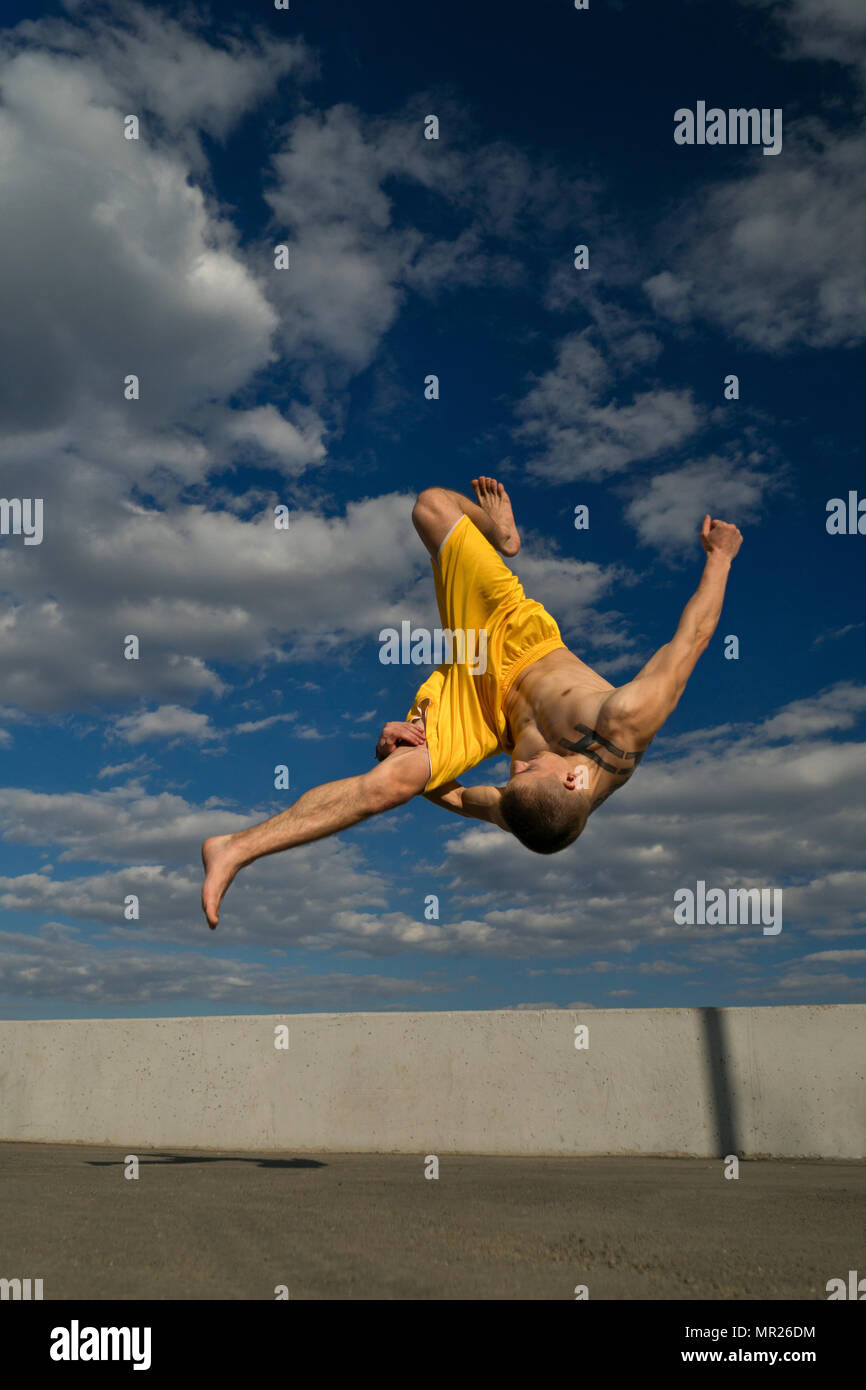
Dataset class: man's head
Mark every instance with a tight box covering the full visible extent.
[499,752,590,854]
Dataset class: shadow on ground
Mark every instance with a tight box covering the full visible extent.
[86,1153,326,1169]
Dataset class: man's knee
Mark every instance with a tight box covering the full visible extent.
[412,487,450,526]
[362,757,425,815]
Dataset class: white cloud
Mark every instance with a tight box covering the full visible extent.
[625,457,775,552]
[0,32,282,439]
[516,330,701,482]
[761,966,863,997]
[0,783,250,865]
[760,682,866,739]
[98,758,150,780]
[262,103,597,382]
[801,949,866,963]
[645,0,866,353]
[114,705,218,745]
[746,0,866,81]
[6,1,313,146]
[505,1000,596,1010]
[0,923,460,1009]
[232,713,297,735]
[645,126,866,350]
[0,492,414,711]
[811,622,865,648]
[224,405,327,473]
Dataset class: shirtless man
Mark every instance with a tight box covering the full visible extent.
[201,478,742,927]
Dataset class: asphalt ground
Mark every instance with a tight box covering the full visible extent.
[1,1143,863,1300]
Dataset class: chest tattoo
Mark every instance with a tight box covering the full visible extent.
[558,723,645,777]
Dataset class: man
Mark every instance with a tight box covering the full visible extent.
[201,477,742,927]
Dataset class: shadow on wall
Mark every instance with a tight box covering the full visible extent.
[702,1008,742,1158]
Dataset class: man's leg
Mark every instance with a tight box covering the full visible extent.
[202,775,378,928]
[201,749,427,928]
[412,477,521,559]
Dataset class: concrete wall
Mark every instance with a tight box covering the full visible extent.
[0,1006,863,1157]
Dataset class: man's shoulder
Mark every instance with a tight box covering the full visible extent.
[596,682,653,744]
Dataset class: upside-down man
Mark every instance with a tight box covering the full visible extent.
[202,477,742,926]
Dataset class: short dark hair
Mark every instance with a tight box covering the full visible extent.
[499,777,589,854]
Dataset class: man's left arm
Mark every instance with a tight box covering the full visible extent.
[424,780,508,829]
[374,720,508,828]
[609,515,742,739]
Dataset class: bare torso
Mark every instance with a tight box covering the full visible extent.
[504,648,652,811]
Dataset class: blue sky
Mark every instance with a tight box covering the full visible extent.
[0,0,863,1019]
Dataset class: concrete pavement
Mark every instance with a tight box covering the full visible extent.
[1,1143,863,1299]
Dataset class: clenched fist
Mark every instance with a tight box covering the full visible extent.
[700,514,743,561]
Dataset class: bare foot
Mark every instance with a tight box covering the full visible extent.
[471,476,521,556]
[201,834,242,929]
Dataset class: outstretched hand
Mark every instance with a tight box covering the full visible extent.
[700,514,743,560]
[375,720,426,761]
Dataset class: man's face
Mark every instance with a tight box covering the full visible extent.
[509,750,583,792]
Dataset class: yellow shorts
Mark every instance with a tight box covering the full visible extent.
[407,515,566,789]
